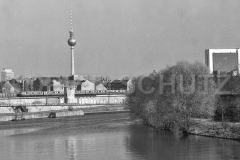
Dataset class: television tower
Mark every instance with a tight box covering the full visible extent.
[67,1,76,77]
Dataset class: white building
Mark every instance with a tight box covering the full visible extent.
[52,79,64,92]
[96,83,107,90]
[205,49,240,74]
[81,80,95,90]
[127,79,134,91]
[1,68,14,82]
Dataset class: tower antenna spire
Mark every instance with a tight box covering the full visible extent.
[70,1,73,32]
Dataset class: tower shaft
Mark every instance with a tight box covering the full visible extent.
[71,46,75,75]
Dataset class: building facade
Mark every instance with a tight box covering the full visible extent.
[1,69,14,82]
[205,49,240,74]
[81,80,95,90]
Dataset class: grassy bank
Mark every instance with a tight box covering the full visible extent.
[188,119,240,140]
[140,117,240,141]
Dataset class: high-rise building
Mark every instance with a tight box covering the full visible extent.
[1,68,14,82]
[205,49,240,74]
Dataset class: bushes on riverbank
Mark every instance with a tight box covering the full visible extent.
[189,119,240,140]
[125,61,216,133]
[214,95,240,122]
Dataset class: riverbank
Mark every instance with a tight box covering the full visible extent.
[0,109,84,121]
[81,105,129,114]
[0,105,129,122]
[143,118,240,141]
[188,118,240,141]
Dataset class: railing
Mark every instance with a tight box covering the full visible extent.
[0,93,17,98]
[75,90,128,95]
[17,90,129,97]
[0,90,130,100]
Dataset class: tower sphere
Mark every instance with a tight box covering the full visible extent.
[68,38,76,46]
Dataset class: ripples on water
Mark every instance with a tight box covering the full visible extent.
[0,113,239,160]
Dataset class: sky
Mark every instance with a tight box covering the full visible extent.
[1,0,240,79]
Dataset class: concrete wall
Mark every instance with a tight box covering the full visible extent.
[69,95,126,104]
[0,107,15,113]
[0,95,126,106]
[0,105,86,114]
[0,110,84,122]
[0,97,58,106]
[26,105,84,112]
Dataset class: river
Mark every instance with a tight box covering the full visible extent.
[0,112,239,160]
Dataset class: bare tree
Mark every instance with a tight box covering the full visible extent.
[125,61,217,133]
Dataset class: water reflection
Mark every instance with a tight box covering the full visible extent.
[0,128,39,137]
[0,113,239,160]
[125,125,240,160]
[65,136,77,160]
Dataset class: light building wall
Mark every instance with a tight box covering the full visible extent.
[1,68,14,82]
[205,49,240,74]
[81,80,95,90]
[52,79,64,91]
